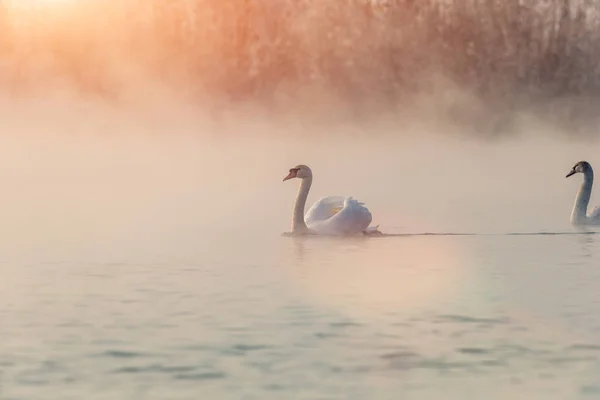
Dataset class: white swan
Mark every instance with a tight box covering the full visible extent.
[283,164,380,236]
[566,161,600,225]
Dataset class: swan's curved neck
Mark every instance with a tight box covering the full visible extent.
[292,176,312,233]
[572,168,594,224]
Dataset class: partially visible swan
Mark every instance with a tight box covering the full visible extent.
[566,161,600,225]
[283,164,380,236]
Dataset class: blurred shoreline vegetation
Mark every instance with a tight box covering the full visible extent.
[0,0,599,133]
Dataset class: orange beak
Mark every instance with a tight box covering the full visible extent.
[283,170,297,181]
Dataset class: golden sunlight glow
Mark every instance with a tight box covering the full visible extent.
[5,0,77,8]
[4,0,85,30]
[283,235,467,320]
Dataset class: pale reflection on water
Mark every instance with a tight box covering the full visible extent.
[2,231,600,399]
[0,121,600,398]
[283,235,464,317]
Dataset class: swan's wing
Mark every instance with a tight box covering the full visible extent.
[364,225,380,234]
[309,197,373,235]
[305,196,346,225]
[589,205,600,220]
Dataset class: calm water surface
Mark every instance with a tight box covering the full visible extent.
[2,229,600,399]
[1,131,600,399]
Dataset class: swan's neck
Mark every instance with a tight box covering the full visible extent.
[572,169,594,224]
[292,177,312,233]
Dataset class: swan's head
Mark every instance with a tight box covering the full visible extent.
[283,164,312,181]
[566,161,591,178]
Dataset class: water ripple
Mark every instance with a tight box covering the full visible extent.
[112,365,198,374]
[435,315,511,325]
[97,350,152,359]
[456,347,490,355]
[174,372,226,381]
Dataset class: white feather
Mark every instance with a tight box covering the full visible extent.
[567,161,600,225]
[305,196,373,235]
[285,165,379,236]
[589,205,600,220]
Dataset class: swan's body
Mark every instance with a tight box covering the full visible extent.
[283,165,380,236]
[566,161,600,225]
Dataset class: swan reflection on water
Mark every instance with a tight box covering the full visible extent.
[279,230,467,318]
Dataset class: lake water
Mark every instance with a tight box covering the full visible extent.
[1,115,600,399]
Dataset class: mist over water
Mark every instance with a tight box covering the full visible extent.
[0,90,597,245]
[1,86,600,399]
[2,2,600,396]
